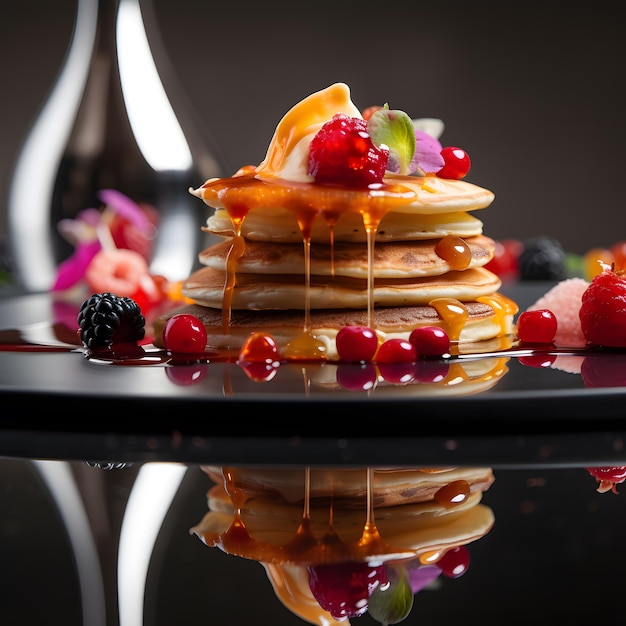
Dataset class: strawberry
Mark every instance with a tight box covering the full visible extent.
[579,266,626,347]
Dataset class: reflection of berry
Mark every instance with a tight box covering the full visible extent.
[580,354,626,387]
[518,236,566,281]
[585,466,626,494]
[308,114,389,188]
[437,545,470,578]
[308,562,388,620]
[579,268,626,347]
[77,292,145,350]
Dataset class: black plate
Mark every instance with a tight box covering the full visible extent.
[2,284,626,467]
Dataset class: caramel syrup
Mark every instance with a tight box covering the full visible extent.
[199,174,416,351]
[196,467,419,565]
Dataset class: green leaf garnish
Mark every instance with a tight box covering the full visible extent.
[367,104,416,176]
[368,565,414,625]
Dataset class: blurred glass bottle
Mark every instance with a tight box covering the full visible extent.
[7,0,224,293]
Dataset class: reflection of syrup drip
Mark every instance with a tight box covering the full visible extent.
[196,467,473,566]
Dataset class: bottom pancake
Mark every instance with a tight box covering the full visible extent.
[154,296,517,361]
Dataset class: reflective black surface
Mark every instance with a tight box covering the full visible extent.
[3,459,626,626]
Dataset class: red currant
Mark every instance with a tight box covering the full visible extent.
[336,325,378,362]
[336,363,378,391]
[437,546,470,578]
[308,114,389,188]
[162,314,207,354]
[361,105,383,120]
[375,338,416,364]
[409,326,450,357]
[484,239,522,279]
[238,332,281,365]
[437,146,471,179]
[516,309,558,344]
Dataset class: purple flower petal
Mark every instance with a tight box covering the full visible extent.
[407,564,441,594]
[411,131,444,174]
[98,189,154,234]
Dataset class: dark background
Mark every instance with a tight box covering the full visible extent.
[1,0,625,260]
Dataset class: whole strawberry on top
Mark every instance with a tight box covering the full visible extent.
[579,264,626,347]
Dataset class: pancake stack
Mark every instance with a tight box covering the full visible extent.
[157,82,518,360]
[191,466,495,625]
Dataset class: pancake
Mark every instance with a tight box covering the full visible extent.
[153,296,517,358]
[198,235,496,279]
[193,466,495,561]
[182,266,503,309]
[190,464,496,625]
[200,466,495,508]
[191,170,495,219]
[204,206,485,243]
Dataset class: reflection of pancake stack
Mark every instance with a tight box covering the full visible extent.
[163,82,517,361]
[191,466,495,625]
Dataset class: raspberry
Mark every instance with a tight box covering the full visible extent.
[77,292,145,350]
[579,268,626,347]
[307,561,388,620]
[308,114,389,188]
[585,466,626,494]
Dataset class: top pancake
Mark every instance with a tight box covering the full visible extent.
[191,172,495,218]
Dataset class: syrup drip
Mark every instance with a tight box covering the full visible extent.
[435,235,472,271]
[196,467,417,566]
[223,233,246,330]
[201,174,414,354]
[477,293,518,336]
[434,480,471,508]
[428,298,469,341]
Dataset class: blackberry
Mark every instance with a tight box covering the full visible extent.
[77,292,145,350]
[518,236,567,281]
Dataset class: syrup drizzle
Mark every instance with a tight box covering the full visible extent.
[195,467,419,565]
[202,173,415,352]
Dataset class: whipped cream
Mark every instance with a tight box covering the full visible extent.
[255,82,362,183]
